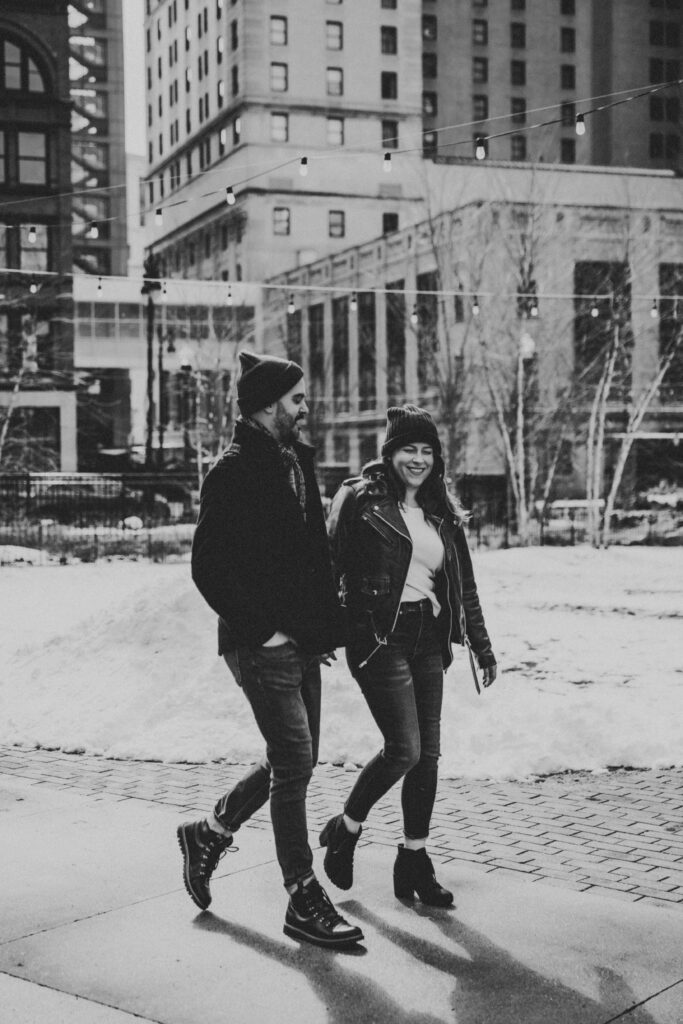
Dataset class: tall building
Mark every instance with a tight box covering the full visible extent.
[423,0,682,169]
[68,0,128,276]
[0,0,77,471]
[142,0,424,284]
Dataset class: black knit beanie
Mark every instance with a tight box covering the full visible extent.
[237,349,304,415]
[381,404,442,458]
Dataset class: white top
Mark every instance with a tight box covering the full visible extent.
[398,505,444,617]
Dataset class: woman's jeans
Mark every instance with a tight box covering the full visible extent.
[212,642,321,890]
[345,600,444,840]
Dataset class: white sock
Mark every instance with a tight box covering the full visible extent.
[404,837,426,851]
[206,813,232,839]
[343,813,362,834]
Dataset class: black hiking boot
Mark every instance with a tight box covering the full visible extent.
[284,877,364,948]
[177,819,232,910]
[319,813,362,890]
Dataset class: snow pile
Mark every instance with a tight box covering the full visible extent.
[0,547,681,779]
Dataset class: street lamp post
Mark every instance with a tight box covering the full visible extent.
[141,254,162,470]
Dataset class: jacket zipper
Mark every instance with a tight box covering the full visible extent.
[437,518,455,652]
[357,507,411,669]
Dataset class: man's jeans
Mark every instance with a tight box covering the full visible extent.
[213,642,321,890]
[345,601,444,839]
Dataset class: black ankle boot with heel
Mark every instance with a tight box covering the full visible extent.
[393,844,454,907]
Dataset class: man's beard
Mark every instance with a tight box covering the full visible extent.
[273,406,303,443]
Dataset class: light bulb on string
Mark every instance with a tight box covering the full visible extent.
[155,208,163,226]
[225,186,236,206]
[529,299,539,318]
[161,281,168,302]
[29,277,38,295]
[96,276,103,296]
[287,293,296,315]
[475,137,486,161]
[650,299,659,319]
[590,299,599,318]
[350,292,357,312]
[27,226,37,245]
[299,157,308,177]
[88,221,99,240]
[410,304,419,326]
[575,113,586,136]
[226,287,233,307]
[383,152,392,173]
[472,295,480,317]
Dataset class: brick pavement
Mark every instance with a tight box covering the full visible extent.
[2,744,683,912]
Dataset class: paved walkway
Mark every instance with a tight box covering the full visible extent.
[2,744,682,912]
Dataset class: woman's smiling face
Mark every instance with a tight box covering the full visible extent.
[391,442,435,492]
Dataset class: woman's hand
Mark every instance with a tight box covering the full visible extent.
[482,664,497,688]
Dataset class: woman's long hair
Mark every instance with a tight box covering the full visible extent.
[362,454,469,526]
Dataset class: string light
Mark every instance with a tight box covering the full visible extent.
[472,295,480,316]
[29,277,38,294]
[410,303,419,326]
[590,299,599,317]
[287,293,296,314]
[226,286,233,307]
[87,221,99,240]
[651,299,659,319]
[475,138,487,161]
[383,152,392,173]
[155,208,163,226]
[529,298,539,317]
[575,113,586,136]
[27,225,37,244]
[225,186,236,206]
[299,157,308,177]
[161,281,168,302]
[96,276,103,295]
[350,292,357,312]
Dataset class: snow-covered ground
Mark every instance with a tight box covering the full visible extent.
[0,547,681,780]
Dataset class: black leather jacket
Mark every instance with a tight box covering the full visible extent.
[327,465,496,671]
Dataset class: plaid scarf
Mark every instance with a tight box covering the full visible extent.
[243,416,307,517]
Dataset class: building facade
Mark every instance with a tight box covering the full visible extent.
[423,0,682,170]
[68,0,128,277]
[0,0,76,471]
[264,162,683,505]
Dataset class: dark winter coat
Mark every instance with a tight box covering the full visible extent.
[326,464,496,671]
[191,418,346,655]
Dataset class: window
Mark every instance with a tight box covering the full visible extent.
[231,64,239,93]
[423,91,437,116]
[561,137,576,163]
[650,95,680,121]
[422,15,437,40]
[511,134,526,160]
[473,19,488,44]
[382,119,398,148]
[423,52,437,77]
[381,70,397,98]
[186,109,191,132]
[17,132,47,184]
[270,61,287,91]
[650,132,681,158]
[561,26,575,51]
[561,101,575,126]
[233,116,241,144]
[217,37,224,62]
[511,97,526,123]
[381,25,397,53]
[329,210,345,237]
[382,0,397,7]
[560,0,575,13]
[273,207,290,235]
[271,112,289,141]
[19,224,48,271]
[473,57,488,82]
[511,59,525,85]
[510,22,526,47]
[326,21,343,49]
[473,94,489,120]
[270,16,287,45]
[511,0,525,9]
[327,116,344,145]
[383,212,399,234]
[561,64,575,88]
[649,58,679,83]
[327,66,343,95]
[650,20,681,45]
[217,79,225,106]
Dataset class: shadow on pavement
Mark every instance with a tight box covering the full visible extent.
[193,910,446,1024]
[345,901,659,1024]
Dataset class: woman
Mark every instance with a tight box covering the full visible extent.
[321,405,496,906]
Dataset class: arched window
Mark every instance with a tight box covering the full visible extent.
[0,38,46,93]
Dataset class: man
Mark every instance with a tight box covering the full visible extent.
[178,349,363,949]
